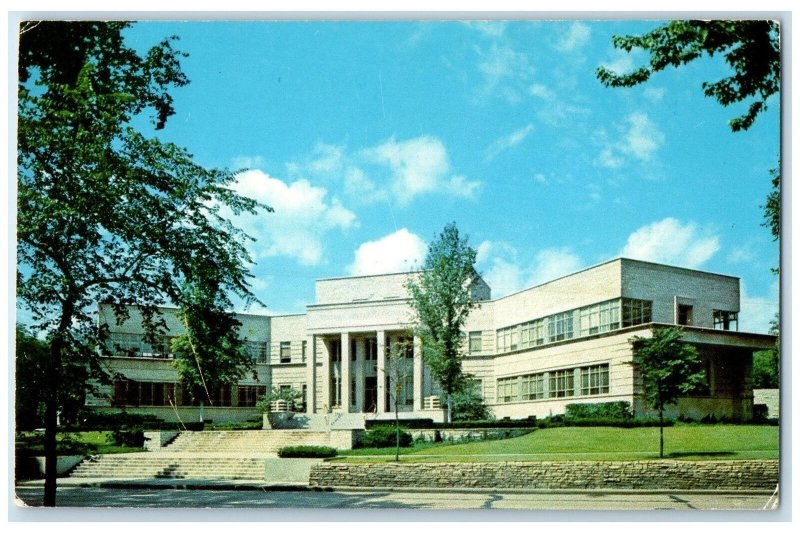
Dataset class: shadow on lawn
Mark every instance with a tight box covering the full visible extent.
[666,451,735,458]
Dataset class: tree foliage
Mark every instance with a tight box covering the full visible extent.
[753,315,780,389]
[629,327,706,457]
[406,222,479,422]
[17,21,268,506]
[451,378,492,422]
[762,166,780,241]
[596,20,780,132]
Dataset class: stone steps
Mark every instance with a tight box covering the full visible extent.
[70,456,268,479]
[165,430,331,453]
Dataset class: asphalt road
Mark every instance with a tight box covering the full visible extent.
[12,485,777,512]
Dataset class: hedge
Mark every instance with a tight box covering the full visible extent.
[278,445,337,458]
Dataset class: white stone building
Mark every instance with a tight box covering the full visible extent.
[90,258,775,424]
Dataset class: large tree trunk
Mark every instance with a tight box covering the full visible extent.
[43,301,72,507]
[43,333,63,507]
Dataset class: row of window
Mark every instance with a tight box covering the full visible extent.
[491,298,653,354]
[111,381,309,409]
[112,381,264,408]
[105,334,300,365]
[496,364,610,403]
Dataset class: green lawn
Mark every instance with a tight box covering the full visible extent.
[336,424,779,462]
[15,431,145,456]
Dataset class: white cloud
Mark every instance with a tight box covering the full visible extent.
[644,87,666,103]
[226,169,357,266]
[344,166,388,204]
[529,83,555,100]
[739,281,779,334]
[485,124,534,161]
[348,229,427,276]
[620,218,720,268]
[231,155,266,170]
[477,241,583,297]
[533,173,547,184]
[596,112,664,168]
[727,244,755,264]
[474,43,534,102]
[362,136,480,206]
[622,112,664,161]
[601,52,635,76]
[555,22,591,51]
[464,21,507,38]
[526,248,584,287]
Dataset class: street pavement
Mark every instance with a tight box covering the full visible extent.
[13,482,777,512]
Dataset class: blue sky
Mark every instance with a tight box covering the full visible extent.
[114,20,779,332]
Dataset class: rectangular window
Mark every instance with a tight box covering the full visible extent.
[580,364,610,396]
[329,340,341,362]
[548,369,575,398]
[469,331,483,354]
[622,299,653,327]
[301,340,307,362]
[365,338,378,360]
[280,341,291,363]
[521,373,545,400]
[713,310,738,331]
[246,341,268,364]
[496,326,518,353]
[548,312,574,343]
[497,377,519,403]
[238,385,266,407]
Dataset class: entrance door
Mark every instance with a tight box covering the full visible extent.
[364,376,377,413]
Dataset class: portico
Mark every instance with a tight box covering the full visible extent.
[306,330,427,418]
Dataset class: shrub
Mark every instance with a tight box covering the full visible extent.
[107,426,147,447]
[366,419,433,429]
[565,401,633,420]
[359,425,413,448]
[451,380,493,421]
[277,445,337,458]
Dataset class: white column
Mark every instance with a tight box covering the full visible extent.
[305,335,315,414]
[355,338,365,412]
[413,335,423,411]
[377,330,386,413]
[321,337,330,413]
[341,332,351,412]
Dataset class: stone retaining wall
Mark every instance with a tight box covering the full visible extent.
[409,428,533,443]
[310,460,778,491]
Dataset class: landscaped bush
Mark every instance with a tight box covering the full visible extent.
[562,417,671,428]
[107,426,147,447]
[365,419,434,429]
[565,401,633,420]
[277,445,337,458]
[358,425,413,448]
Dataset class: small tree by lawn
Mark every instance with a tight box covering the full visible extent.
[383,339,414,461]
[406,222,480,423]
[629,327,707,458]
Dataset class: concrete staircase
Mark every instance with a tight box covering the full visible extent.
[69,454,268,480]
[67,430,333,481]
[165,430,331,453]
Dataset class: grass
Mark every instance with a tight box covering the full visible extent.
[335,424,779,463]
[15,431,146,456]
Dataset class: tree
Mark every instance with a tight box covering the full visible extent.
[596,20,780,132]
[451,378,492,422]
[17,21,268,506]
[753,315,780,389]
[629,327,707,458]
[383,339,414,461]
[15,325,49,431]
[406,222,480,423]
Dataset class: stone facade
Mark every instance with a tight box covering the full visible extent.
[90,258,775,423]
[309,460,779,491]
